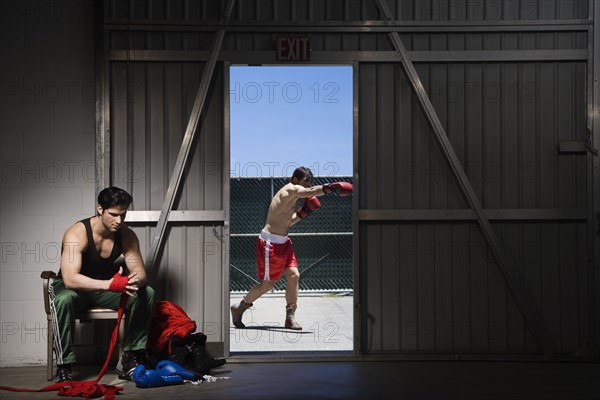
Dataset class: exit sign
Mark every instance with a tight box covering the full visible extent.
[276,37,311,61]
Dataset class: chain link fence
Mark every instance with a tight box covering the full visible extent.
[229,176,353,292]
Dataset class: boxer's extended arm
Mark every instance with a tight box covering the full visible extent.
[290,184,325,198]
[291,182,353,198]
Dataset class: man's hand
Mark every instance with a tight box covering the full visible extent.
[109,267,140,297]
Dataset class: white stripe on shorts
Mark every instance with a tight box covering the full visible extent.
[259,230,288,281]
[264,239,270,280]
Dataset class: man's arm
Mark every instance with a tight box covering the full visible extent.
[289,213,302,227]
[60,223,145,296]
[290,182,353,198]
[121,226,148,288]
[290,196,322,227]
[60,224,111,291]
[288,184,325,198]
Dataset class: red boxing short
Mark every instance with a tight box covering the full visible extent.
[256,230,298,281]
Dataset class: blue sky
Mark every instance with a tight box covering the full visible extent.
[230,66,353,178]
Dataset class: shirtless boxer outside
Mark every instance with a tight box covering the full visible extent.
[231,167,352,330]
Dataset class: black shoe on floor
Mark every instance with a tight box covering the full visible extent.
[116,350,147,380]
[191,345,227,375]
[55,364,72,382]
[194,357,227,375]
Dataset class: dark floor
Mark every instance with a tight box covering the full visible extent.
[1,359,598,400]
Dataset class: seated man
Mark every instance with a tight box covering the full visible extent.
[50,187,155,381]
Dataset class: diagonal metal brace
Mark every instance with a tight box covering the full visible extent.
[145,0,236,275]
[375,0,557,357]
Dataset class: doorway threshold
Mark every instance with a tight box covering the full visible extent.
[228,350,355,363]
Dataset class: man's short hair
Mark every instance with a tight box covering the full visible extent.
[97,187,133,210]
[291,167,314,185]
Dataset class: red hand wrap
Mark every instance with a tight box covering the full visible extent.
[108,271,128,292]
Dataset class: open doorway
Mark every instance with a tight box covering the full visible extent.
[228,65,353,353]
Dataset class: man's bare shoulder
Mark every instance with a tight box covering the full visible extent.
[64,220,86,238]
[62,220,87,250]
[120,224,140,244]
[277,182,302,196]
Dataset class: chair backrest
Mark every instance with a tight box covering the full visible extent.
[40,270,57,316]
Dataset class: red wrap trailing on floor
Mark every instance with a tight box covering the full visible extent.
[0,294,129,399]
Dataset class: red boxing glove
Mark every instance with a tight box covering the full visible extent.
[109,271,128,292]
[297,196,321,219]
[323,182,353,196]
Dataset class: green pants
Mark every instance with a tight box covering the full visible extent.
[50,278,156,365]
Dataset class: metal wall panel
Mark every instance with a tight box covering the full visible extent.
[109,58,227,350]
[358,56,591,356]
[358,60,588,211]
[105,0,588,22]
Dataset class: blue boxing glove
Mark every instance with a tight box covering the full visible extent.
[132,364,184,388]
[156,360,201,382]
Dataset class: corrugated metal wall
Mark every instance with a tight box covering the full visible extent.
[106,6,228,353]
[358,60,589,355]
[113,62,226,318]
[101,0,597,359]
[356,0,593,358]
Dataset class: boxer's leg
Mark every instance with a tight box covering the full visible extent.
[283,267,301,330]
[231,280,276,328]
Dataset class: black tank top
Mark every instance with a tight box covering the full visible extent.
[60,217,124,280]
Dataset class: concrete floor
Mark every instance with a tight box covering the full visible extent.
[1,295,597,399]
[0,360,598,400]
[230,292,354,352]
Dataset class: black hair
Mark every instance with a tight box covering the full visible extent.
[97,187,133,210]
[291,166,314,185]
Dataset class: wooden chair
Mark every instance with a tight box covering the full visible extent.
[41,271,126,381]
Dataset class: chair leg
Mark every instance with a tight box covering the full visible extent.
[46,313,125,379]
[47,317,53,381]
[118,317,125,360]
